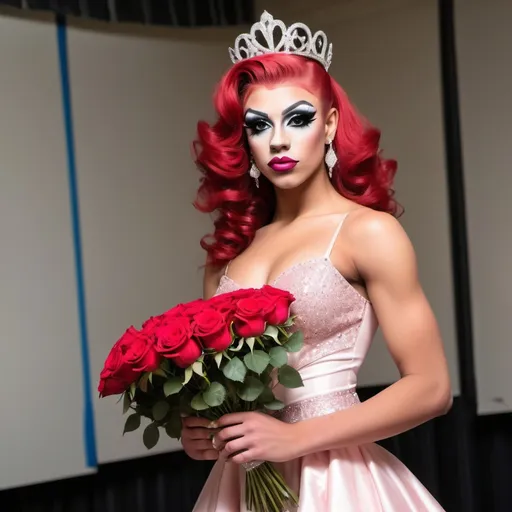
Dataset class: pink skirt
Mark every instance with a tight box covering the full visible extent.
[193,443,444,511]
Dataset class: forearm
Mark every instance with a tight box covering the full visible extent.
[293,375,452,457]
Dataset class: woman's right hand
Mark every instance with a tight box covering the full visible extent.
[181,417,219,460]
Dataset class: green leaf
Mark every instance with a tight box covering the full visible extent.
[237,376,265,402]
[246,337,255,352]
[192,361,204,377]
[264,400,285,411]
[278,364,304,388]
[282,317,295,328]
[152,401,170,421]
[123,413,141,434]
[183,366,193,385]
[269,346,288,368]
[143,423,160,450]
[244,350,270,375]
[260,370,272,386]
[257,386,274,404]
[191,392,210,411]
[138,373,150,392]
[229,338,245,352]
[214,352,223,369]
[284,331,304,353]
[160,359,171,373]
[164,377,183,397]
[122,392,131,414]
[129,382,137,399]
[263,325,279,342]
[165,413,182,439]
[222,356,246,383]
[203,382,227,407]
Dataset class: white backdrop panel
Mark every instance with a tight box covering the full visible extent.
[67,23,237,463]
[0,14,93,489]
[455,0,512,414]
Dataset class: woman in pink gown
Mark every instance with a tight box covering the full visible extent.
[182,11,452,512]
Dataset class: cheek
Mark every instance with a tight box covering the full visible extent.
[247,135,270,161]
[294,127,325,158]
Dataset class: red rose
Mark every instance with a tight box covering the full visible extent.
[260,285,295,325]
[154,316,202,368]
[208,294,237,317]
[182,299,206,318]
[164,303,188,315]
[192,308,232,351]
[233,297,267,337]
[141,314,164,333]
[98,329,140,397]
[98,375,128,397]
[231,288,259,300]
[173,340,202,368]
[119,326,160,373]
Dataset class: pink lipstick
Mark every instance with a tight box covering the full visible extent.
[268,156,299,173]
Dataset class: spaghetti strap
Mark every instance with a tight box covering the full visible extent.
[325,213,350,258]
[224,262,230,276]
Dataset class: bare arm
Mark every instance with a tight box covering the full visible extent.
[294,211,452,455]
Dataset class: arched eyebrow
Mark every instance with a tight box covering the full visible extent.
[244,101,316,121]
[244,108,270,121]
[282,100,315,117]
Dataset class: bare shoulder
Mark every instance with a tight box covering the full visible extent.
[345,208,405,238]
[203,260,224,299]
[344,208,417,280]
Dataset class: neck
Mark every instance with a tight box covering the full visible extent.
[272,167,342,223]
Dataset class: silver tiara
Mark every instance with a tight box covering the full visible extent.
[228,11,333,72]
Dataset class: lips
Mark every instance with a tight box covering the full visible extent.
[268,156,299,173]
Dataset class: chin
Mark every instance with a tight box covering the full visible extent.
[267,173,307,190]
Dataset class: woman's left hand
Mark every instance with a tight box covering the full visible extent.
[212,412,301,464]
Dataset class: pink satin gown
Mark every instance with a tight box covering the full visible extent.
[193,214,445,511]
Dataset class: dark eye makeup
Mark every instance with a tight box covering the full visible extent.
[243,101,317,136]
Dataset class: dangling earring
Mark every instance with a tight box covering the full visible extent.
[249,160,260,188]
[325,139,338,179]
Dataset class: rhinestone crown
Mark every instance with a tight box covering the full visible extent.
[229,11,333,72]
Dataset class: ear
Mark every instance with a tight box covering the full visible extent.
[324,107,338,142]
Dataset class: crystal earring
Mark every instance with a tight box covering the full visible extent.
[325,139,338,179]
[249,160,260,188]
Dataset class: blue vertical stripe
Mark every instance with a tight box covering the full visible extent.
[56,15,98,468]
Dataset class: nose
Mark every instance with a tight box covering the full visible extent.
[269,126,290,153]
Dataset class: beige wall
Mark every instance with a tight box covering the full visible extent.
[67,20,239,466]
[0,11,239,488]
[0,12,94,490]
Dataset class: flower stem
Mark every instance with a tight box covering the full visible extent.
[259,465,285,508]
[277,327,289,338]
[251,468,271,512]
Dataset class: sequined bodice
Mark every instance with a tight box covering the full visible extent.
[215,250,378,408]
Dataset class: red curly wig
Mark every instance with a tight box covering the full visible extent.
[193,53,399,268]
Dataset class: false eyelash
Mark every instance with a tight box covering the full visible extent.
[244,121,271,136]
[287,113,316,128]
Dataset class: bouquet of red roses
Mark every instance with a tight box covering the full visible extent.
[98,285,304,512]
